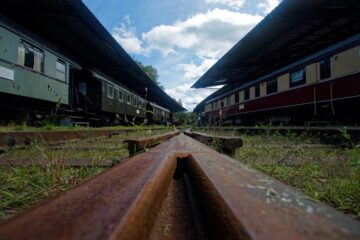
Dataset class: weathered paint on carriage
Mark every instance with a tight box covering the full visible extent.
[0,25,69,105]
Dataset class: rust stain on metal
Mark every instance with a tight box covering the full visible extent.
[0,133,359,240]
[0,152,177,240]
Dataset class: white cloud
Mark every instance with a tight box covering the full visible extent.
[205,0,246,10]
[258,0,281,14]
[165,83,194,101]
[146,9,263,110]
[165,84,217,111]
[111,10,264,110]
[176,58,216,82]
[112,16,148,55]
[143,8,263,59]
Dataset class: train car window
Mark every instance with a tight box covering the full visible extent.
[127,94,131,104]
[320,58,331,80]
[235,93,239,103]
[24,49,35,69]
[227,96,231,106]
[56,59,66,82]
[221,100,224,108]
[79,82,87,96]
[244,88,250,100]
[107,85,114,99]
[267,79,277,94]
[255,85,260,98]
[290,69,306,87]
[133,97,137,106]
[214,101,218,109]
[118,90,123,102]
[18,42,44,73]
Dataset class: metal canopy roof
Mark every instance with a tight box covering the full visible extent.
[0,0,185,112]
[192,0,360,89]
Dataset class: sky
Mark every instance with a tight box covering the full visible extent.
[82,0,281,111]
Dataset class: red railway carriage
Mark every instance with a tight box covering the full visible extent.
[193,0,360,125]
[203,37,360,124]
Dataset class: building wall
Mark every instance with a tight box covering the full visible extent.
[239,90,245,102]
[306,63,317,84]
[332,46,360,77]
[249,86,255,99]
[230,94,235,105]
[260,82,266,96]
[277,73,290,91]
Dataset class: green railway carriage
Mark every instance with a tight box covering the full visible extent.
[150,103,171,123]
[0,19,170,124]
[101,78,147,122]
[0,21,72,112]
[0,1,184,125]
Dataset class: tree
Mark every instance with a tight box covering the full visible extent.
[173,97,183,107]
[136,60,164,90]
[177,99,183,107]
[173,112,196,126]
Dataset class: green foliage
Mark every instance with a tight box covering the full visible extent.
[0,126,173,222]
[177,98,183,107]
[196,128,360,218]
[136,60,164,90]
[0,165,104,221]
[173,112,197,126]
[255,162,360,216]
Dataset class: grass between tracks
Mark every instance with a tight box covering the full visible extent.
[0,165,105,222]
[197,128,360,219]
[0,127,174,222]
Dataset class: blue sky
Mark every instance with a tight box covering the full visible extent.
[82,0,281,110]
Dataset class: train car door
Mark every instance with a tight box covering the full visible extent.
[313,82,335,120]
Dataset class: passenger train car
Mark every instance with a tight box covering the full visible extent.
[203,35,360,124]
[193,0,360,126]
[0,19,171,125]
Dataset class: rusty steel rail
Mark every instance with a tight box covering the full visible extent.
[184,129,243,155]
[0,127,167,148]
[0,134,359,239]
[125,130,180,155]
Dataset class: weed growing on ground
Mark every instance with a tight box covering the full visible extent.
[254,162,360,217]
[0,126,175,222]
[0,165,104,222]
[195,128,360,219]
[236,132,360,218]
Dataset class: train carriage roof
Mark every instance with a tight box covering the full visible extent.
[193,0,360,112]
[0,0,185,112]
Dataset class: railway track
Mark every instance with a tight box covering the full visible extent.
[0,133,359,239]
[0,129,178,167]
[0,127,168,149]
[197,125,360,134]
[197,126,360,144]
[184,129,243,155]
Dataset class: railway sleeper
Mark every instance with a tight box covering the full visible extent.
[0,127,168,149]
[184,129,243,155]
[0,134,359,239]
[125,130,180,155]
